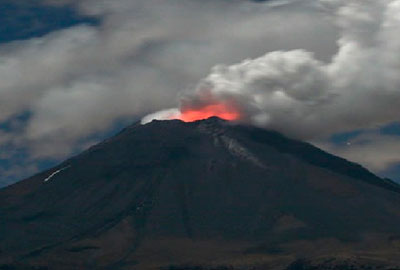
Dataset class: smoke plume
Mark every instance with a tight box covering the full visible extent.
[143,0,400,142]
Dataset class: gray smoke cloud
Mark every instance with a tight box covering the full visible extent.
[1,0,335,157]
[142,0,400,172]
[0,0,399,183]
[145,0,400,141]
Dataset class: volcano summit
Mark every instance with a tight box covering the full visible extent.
[1,117,400,270]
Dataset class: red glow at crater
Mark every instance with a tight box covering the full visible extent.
[174,103,241,122]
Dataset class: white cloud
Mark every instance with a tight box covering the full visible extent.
[141,0,400,174]
[146,0,400,142]
[0,0,337,160]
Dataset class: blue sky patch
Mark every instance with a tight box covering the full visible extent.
[0,0,98,43]
[381,122,400,136]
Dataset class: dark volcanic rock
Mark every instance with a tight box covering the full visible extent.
[1,117,400,269]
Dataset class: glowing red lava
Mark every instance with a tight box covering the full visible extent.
[174,103,240,122]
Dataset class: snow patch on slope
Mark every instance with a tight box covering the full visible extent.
[197,121,266,168]
[44,166,70,182]
[219,135,266,169]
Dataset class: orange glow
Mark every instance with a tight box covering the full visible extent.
[174,103,240,122]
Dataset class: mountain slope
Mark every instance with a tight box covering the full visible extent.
[1,117,400,270]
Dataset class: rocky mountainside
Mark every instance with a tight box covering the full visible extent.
[1,117,400,270]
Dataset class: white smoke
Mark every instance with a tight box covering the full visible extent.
[144,0,400,142]
[141,108,180,125]
[2,0,336,161]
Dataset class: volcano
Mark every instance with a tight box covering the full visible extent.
[1,117,400,270]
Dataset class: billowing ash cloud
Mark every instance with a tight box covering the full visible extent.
[1,0,336,160]
[144,0,400,142]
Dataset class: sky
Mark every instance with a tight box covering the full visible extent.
[0,0,400,187]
